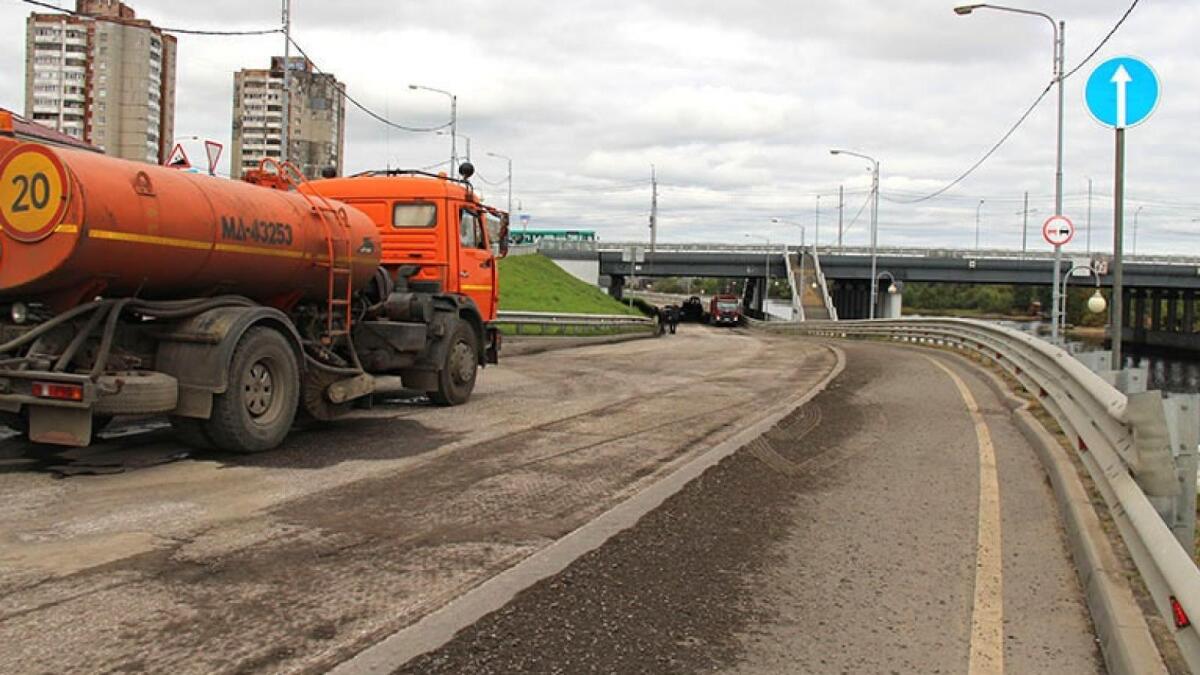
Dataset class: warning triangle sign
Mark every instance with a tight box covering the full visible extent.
[204,141,223,176]
[166,143,191,169]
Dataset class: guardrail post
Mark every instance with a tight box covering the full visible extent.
[1162,394,1199,551]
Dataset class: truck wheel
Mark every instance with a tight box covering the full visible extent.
[429,320,478,407]
[204,327,299,453]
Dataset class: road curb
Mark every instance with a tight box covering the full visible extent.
[960,355,1168,675]
[330,344,847,675]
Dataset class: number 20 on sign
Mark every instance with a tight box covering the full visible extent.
[0,144,69,243]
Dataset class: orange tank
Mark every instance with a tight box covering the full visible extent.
[0,137,381,310]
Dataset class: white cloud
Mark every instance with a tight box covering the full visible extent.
[1,0,1196,253]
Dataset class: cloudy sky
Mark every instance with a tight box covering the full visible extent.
[2,0,1197,254]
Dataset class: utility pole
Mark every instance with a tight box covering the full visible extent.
[1086,177,1093,254]
[1022,191,1029,255]
[837,185,844,252]
[649,164,658,254]
[814,195,820,249]
[280,0,292,164]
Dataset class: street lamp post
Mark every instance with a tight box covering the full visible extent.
[831,149,880,319]
[955,3,1066,339]
[409,84,457,173]
[771,217,805,248]
[1133,205,1145,257]
[1059,264,1107,334]
[975,199,986,251]
[487,152,513,217]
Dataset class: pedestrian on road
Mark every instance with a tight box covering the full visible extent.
[667,305,679,334]
[656,306,668,336]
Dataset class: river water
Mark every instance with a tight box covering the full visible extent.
[1001,320,1200,395]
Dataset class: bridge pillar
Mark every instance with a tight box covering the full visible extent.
[1180,289,1190,333]
[1123,287,1134,329]
[1134,288,1148,338]
[1166,290,1180,332]
[1150,289,1164,332]
[608,275,625,300]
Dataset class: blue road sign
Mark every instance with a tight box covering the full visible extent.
[1085,56,1160,129]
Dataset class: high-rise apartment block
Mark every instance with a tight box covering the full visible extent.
[24,0,177,164]
[231,56,346,180]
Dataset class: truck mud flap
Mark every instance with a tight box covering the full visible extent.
[29,406,92,447]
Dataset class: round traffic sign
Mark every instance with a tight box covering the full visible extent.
[0,144,69,243]
[1043,215,1075,247]
[1085,56,1161,129]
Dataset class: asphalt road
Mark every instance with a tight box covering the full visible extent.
[0,325,837,674]
[397,342,1104,674]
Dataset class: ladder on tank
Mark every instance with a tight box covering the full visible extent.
[264,159,355,345]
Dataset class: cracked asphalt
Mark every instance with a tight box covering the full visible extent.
[0,326,837,674]
[394,342,1103,674]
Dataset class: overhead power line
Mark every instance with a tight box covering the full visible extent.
[286,36,451,133]
[22,0,282,35]
[1063,0,1141,81]
[885,0,1140,206]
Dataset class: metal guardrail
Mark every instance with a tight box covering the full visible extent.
[764,317,1200,670]
[495,310,656,335]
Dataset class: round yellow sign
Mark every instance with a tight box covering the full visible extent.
[0,144,69,243]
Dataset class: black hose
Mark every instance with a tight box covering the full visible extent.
[0,300,110,356]
[53,303,109,372]
[89,298,132,379]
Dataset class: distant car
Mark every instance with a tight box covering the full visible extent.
[679,296,706,323]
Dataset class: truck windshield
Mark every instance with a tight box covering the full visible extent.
[718,302,738,311]
[393,203,437,228]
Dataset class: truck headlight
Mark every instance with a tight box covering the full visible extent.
[11,303,28,325]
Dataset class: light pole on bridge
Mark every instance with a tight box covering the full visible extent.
[830,149,880,319]
[955,4,1066,340]
[975,199,986,252]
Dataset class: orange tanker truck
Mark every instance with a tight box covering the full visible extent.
[0,116,506,452]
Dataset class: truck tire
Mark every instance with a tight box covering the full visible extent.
[429,320,478,407]
[93,373,178,415]
[203,327,299,453]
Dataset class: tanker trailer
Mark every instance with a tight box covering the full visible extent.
[0,128,496,452]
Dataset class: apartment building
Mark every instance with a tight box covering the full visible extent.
[24,0,177,164]
[231,56,345,180]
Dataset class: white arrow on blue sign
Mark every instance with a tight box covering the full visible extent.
[1085,56,1160,129]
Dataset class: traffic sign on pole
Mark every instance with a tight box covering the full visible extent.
[1085,56,1160,370]
[1085,56,1161,129]
[204,141,223,177]
[1042,215,1075,247]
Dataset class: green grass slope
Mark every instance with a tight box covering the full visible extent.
[498,254,641,316]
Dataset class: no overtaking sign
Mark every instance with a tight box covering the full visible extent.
[1042,215,1074,248]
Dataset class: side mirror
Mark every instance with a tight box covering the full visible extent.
[498,220,511,259]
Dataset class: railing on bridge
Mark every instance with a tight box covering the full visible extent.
[571,241,1200,266]
[762,317,1200,671]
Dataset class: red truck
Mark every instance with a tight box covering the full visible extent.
[708,295,742,327]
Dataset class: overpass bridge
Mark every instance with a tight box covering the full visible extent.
[541,241,1200,351]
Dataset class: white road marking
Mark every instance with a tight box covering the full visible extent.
[927,356,1005,675]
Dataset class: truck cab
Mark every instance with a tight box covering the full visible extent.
[304,170,504,323]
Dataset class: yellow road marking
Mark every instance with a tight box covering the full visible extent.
[926,356,1004,675]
